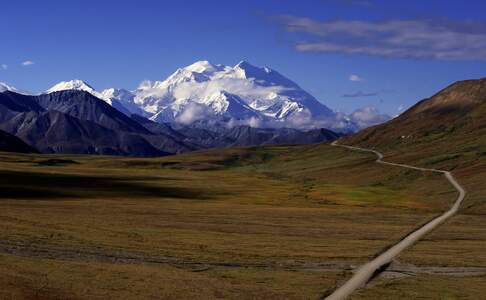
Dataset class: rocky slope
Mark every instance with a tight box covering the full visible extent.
[0,129,38,153]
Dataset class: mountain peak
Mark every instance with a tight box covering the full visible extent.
[0,82,31,95]
[46,79,95,94]
[0,82,19,93]
[184,60,221,74]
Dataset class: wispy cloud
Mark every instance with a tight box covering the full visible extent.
[349,74,362,81]
[21,60,35,66]
[0,64,7,70]
[275,16,486,60]
[342,91,378,98]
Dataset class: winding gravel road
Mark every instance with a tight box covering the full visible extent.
[326,140,466,300]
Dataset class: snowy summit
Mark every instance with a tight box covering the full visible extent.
[0,82,30,95]
[46,80,98,95]
[40,61,389,131]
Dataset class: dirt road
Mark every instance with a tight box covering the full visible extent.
[326,141,466,299]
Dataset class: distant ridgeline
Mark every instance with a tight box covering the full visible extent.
[0,60,396,156]
[0,89,339,156]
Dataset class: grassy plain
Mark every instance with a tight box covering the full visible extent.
[0,143,480,299]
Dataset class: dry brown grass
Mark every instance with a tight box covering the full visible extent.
[0,143,480,299]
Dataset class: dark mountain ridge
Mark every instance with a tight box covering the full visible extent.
[0,90,340,156]
[0,128,38,153]
[36,90,150,134]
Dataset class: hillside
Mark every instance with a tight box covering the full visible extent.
[345,78,486,153]
[336,77,486,298]
[0,91,179,156]
[344,78,486,210]
[0,129,38,153]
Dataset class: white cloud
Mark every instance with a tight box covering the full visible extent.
[172,77,291,101]
[398,104,405,111]
[175,102,214,125]
[21,60,34,66]
[276,16,486,61]
[0,64,7,70]
[349,74,362,82]
[349,106,391,129]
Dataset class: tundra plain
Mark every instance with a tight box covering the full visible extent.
[0,143,485,299]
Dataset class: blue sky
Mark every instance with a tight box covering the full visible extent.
[1,0,485,115]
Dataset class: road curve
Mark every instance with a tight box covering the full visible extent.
[325,140,466,300]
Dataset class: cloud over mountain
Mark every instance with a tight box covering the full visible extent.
[40,61,390,132]
[348,106,391,128]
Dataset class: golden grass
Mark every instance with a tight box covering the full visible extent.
[351,274,486,299]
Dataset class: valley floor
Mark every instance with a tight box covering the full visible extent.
[0,144,484,299]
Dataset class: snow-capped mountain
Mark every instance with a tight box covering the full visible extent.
[42,61,388,131]
[131,60,339,128]
[46,80,102,97]
[100,88,146,116]
[0,82,17,93]
[0,82,30,94]
[45,80,144,116]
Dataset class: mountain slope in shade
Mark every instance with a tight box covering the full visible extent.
[0,91,44,116]
[0,129,38,153]
[211,126,338,147]
[168,123,340,149]
[0,90,338,156]
[0,91,191,156]
[6,110,166,156]
[36,90,150,134]
[131,115,339,149]
[45,80,141,116]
